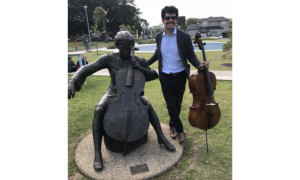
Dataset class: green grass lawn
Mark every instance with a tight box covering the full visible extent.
[137,50,232,71]
[68,39,160,52]
[68,41,116,52]
[200,39,230,43]
[71,50,232,71]
[68,76,232,179]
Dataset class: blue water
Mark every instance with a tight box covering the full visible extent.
[137,42,225,51]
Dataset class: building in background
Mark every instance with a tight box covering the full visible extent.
[185,16,231,37]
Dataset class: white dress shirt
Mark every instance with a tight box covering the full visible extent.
[161,27,185,74]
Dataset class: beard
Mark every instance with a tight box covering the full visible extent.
[165,22,175,30]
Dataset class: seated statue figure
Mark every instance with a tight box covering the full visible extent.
[68,29,176,171]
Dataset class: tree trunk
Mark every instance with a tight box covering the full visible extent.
[102,16,108,43]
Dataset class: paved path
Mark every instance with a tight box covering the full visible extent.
[68,46,232,81]
[68,69,232,81]
[68,69,231,80]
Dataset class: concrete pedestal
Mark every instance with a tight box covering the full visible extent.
[75,123,184,180]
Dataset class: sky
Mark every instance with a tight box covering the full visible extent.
[134,0,232,27]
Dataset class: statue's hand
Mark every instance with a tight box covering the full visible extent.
[130,60,141,70]
[68,80,76,99]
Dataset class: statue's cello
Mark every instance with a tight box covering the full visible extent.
[103,47,149,156]
[188,33,221,151]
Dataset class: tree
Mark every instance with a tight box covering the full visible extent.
[139,18,149,29]
[134,22,142,36]
[98,0,111,43]
[177,25,186,31]
[109,0,141,25]
[91,7,106,33]
[68,0,111,36]
[146,27,157,38]
[119,24,134,34]
[222,20,232,60]
[186,18,198,26]
[139,18,149,37]
[68,0,143,39]
[178,18,198,31]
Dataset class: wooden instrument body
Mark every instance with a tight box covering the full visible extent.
[188,69,221,130]
[188,32,221,131]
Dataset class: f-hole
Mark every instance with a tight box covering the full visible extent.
[134,94,140,105]
[115,92,124,103]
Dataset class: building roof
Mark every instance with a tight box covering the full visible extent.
[186,26,224,31]
[186,24,199,30]
[197,16,230,22]
[201,26,224,30]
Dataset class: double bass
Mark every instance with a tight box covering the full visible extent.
[188,32,221,139]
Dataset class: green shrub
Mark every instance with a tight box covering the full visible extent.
[191,38,219,41]
[107,44,117,49]
[136,39,156,44]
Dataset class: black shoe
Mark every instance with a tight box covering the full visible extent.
[178,132,186,143]
[94,157,104,171]
[158,137,176,152]
[170,127,177,139]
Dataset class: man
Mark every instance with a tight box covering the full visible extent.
[84,38,89,51]
[145,6,209,143]
[68,30,175,171]
[68,57,77,73]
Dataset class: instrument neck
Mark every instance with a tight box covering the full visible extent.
[201,45,215,103]
[126,49,136,87]
[201,46,207,62]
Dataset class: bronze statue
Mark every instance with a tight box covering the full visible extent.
[68,29,175,171]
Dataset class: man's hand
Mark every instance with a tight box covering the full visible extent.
[203,61,210,68]
[68,81,76,99]
[142,57,148,65]
[198,61,210,70]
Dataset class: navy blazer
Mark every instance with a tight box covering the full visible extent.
[148,28,201,79]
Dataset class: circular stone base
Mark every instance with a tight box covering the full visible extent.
[75,123,184,180]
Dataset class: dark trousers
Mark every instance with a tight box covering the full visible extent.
[159,70,186,133]
[68,67,77,73]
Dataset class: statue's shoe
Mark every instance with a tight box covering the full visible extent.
[158,137,176,152]
[94,159,104,171]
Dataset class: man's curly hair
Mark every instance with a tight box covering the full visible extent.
[161,6,178,19]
